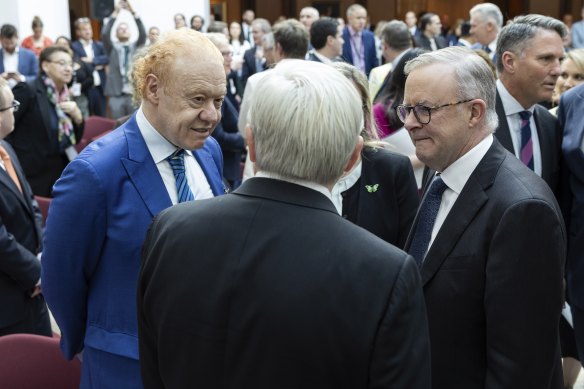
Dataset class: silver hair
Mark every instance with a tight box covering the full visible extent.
[347,4,366,18]
[496,14,567,73]
[205,32,229,48]
[300,7,320,18]
[252,18,272,34]
[405,46,499,132]
[469,3,503,29]
[249,60,363,186]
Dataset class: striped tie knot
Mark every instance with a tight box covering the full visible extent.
[167,149,194,203]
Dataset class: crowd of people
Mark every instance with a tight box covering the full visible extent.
[1,1,584,388]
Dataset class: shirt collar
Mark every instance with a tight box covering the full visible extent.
[496,79,535,116]
[348,25,361,38]
[310,49,333,64]
[440,134,493,195]
[136,106,192,163]
[255,171,332,200]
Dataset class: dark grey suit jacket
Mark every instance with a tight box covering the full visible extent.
[102,16,147,97]
[138,177,431,389]
[494,91,562,195]
[0,140,44,331]
[405,139,565,388]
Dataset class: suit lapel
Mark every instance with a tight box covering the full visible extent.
[495,92,514,154]
[419,141,505,285]
[532,106,553,184]
[34,79,55,141]
[120,115,172,217]
[193,148,225,196]
[0,141,36,218]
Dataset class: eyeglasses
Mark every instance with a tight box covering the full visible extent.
[48,60,74,68]
[220,51,233,57]
[396,99,474,125]
[0,100,20,112]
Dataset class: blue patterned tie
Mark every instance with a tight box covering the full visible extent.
[167,149,195,203]
[408,175,448,266]
[518,111,534,170]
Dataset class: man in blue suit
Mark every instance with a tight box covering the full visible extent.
[71,18,109,117]
[42,29,227,389]
[558,83,584,364]
[342,4,378,77]
[0,24,38,87]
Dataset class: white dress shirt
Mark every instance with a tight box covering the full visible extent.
[255,171,332,202]
[331,160,362,215]
[496,80,542,177]
[136,107,213,204]
[428,134,494,251]
[81,39,101,87]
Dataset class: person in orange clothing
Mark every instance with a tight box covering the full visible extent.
[21,17,53,58]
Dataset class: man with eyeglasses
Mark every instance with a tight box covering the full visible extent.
[401,46,565,388]
[0,77,51,337]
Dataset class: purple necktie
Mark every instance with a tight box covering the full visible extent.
[518,111,534,170]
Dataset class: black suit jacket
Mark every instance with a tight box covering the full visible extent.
[0,140,44,331]
[211,97,244,183]
[494,91,562,195]
[7,79,84,195]
[138,177,431,388]
[406,139,565,388]
[414,34,447,51]
[343,147,419,249]
[241,46,261,91]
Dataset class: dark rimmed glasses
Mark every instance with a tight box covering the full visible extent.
[0,100,19,112]
[396,99,474,125]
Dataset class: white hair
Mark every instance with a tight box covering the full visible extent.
[249,60,363,186]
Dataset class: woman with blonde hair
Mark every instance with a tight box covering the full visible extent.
[551,49,584,112]
[330,61,419,248]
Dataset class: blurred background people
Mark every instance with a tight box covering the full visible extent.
[72,17,108,117]
[101,0,146,120]
[342,4,378,76]
[0,24,38,88]
[174,13,187,29]
[414,13,447,51]
[147,26,160,45]
[207,33,245,190]
[307,17,344,63]
[191,15,204,32]
[551,49,584,112]
[20,16,53,58]
[55,36,93,118]
[7,46,84,197]
[0,77,51,338]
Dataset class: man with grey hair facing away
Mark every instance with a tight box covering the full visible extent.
[369,20,413,100]
[138,59,431,388]
[494,14,566,196]
[401,46,565,388]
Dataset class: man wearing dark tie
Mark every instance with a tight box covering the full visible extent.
[494,14,566,195]
[42,29,226,389]
[0,77,51,337]
[401,46,565,388]
[138,59,431,388]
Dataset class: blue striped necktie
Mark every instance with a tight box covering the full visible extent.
[167,149,195,203]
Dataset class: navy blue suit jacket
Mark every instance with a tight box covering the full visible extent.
[71,40,109,87]
[0,48,38,82]
[212,97,244,183]
[342,27,378,76]
[558,83,584,309]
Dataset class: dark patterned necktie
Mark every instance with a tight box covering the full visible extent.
[408,175,448,266]
[167,149,194,203]
[518,111,534,170]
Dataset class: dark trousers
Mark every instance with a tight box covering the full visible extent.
[570,304,584,364]
[0,295,52,337]
[87,85,106,117]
